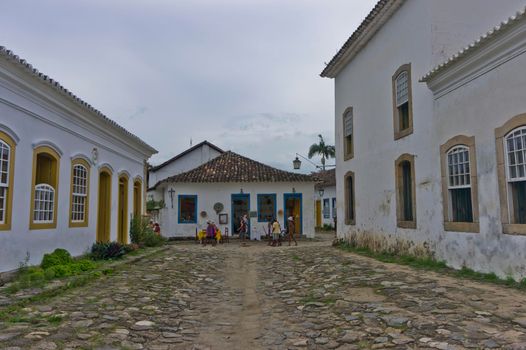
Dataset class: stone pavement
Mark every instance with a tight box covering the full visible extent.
[2,236,526,349]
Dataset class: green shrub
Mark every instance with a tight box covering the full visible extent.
[143,232,167,247]
[90,242,126,260]
[130,215,166,247]
[76,259,97,271]
[41,248,73,269]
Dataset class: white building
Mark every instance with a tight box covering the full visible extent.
[322,1,526,279]
[149,151,316,238]
[148,140,224,192]
[314,169,336,229]
[0,46,157,272]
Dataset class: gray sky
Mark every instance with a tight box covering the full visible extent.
[1,0,376,172]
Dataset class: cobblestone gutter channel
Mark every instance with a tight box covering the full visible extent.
[1,239,526,349]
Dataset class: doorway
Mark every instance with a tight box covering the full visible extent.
[231,194,250,235]
[97,169,112,242]
[118,175,129,244]
[284,193,302,235]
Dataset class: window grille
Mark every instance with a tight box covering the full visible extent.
[323,198,330,218]
[395,71,409,107]
[71,164,88,222]
[344,112,353,137]
[0,141,10,224]
[34,184,55,223]
[506,127,526,181]
[447,146,471,188]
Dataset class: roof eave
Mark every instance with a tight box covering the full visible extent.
[320,0,406,79]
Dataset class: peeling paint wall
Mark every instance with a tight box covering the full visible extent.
[333,0,526,280]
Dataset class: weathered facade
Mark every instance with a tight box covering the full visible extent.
[0,47,157,272]
[323,0,526,279]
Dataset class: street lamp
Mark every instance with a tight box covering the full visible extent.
[318,188,325,197]
[293,156,302,170]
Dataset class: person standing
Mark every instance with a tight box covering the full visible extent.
[239,214,249,243]
[271,219,282,247]
[287,216,297,246]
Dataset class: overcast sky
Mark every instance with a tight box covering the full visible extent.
[0,0,377,172]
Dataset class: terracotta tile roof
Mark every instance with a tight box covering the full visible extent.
[154,151,316,187]
[0,46,157,154]
[320,0,406,78]
[151,141,224,171]
[420,6,526,83]
[314,169,336,190]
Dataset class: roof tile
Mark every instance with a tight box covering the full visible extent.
[156,151,316,186]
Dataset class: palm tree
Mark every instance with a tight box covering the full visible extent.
[308,135,335,170]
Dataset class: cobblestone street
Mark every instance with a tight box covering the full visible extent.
[2,236,526,350]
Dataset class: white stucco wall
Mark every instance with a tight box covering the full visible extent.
[156,182,315,238]
[333,0,526,279]
[148,144,222,189]
[0,60,152,272]
[314,186,337,227]
[430,39,526,278]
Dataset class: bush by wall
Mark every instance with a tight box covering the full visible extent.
[130,216,166,247]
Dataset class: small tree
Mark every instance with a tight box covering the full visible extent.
[308,135,335,170]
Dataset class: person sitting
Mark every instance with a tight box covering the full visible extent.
[206,221,217,246]
[153,223,161,236]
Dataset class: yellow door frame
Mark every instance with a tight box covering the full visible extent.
[97,167,112,242]
[118,173,129,244]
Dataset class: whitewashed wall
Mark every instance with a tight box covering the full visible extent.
[334,0,526,279]
[314,186,337,227]
[156,182,315,238]
[148,144,222,189]
[0,62,151,272]
[429,38,526,278]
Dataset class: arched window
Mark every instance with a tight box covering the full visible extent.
[30,146,60,229]
[392,64,413,139]
[344,171,355,225]
[447,146,473,222]
[395,154,416,228]
[34,184,55,223]
[69,158,90,227]
[505,127,526,224]
[342,107,354,160]
[440,135,479,232]
[0,131,15,230]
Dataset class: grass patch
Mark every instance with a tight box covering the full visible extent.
[291,254,301,261]
[336,241,526,290]
[47,315,63,325]
[337,242,448,271]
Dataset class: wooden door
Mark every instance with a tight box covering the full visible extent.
[316,200,322,227]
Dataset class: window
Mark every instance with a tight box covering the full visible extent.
[178,195,197,224]
[257,194,276,222]
[506,127,526,224]
[0,131,15,230]
[395,154,416,228]
[34,184,55,223]
[440,136,479,232]
[323,198,330,218]
[69,159,90,227]
[343,107,354,160]
[30,146,60,229]
[331,197,336,218]
[344,171,355,225]
[496,115,526,235]
[392,64,413,140]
